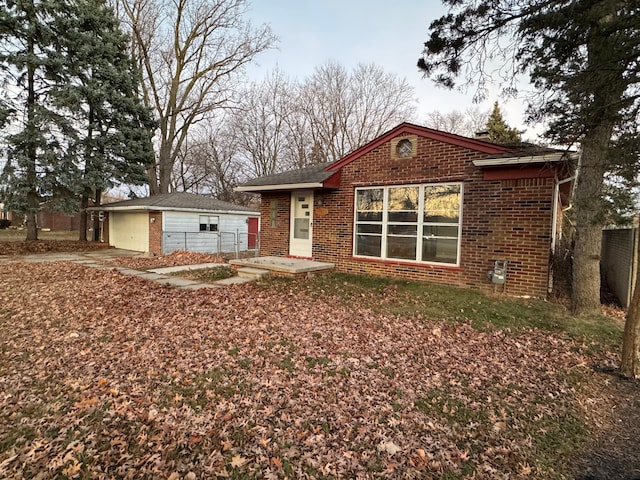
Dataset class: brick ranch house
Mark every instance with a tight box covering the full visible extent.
[236,123,575,298]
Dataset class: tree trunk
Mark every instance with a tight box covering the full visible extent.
[571,129,610,315]
[25,23,38,242]
[157,138,172,194]
[25,209,38,241]
[93,189,101,242]
[570,25,619,315]
[79,104,94,243]
[622,256,640,378]
[148,163,160,195]
[78,194,89,242]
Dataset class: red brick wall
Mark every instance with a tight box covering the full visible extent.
[148,211,163,256]
[259,193,291,257]
[261,134,559,298]
[10,209,80,230]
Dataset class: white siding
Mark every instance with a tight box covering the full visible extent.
[162,211,254,255]
[163,211,203,232]
[109,212,149,252]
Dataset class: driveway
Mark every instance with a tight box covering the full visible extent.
[0,248,252,290]
[0,248,144,265]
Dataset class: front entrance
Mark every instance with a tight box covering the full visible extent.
[289,190,313,257]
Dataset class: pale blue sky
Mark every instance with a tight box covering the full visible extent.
[244,0,534,133]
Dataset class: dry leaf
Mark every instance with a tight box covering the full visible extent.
[378,441,402,455]
[230,455,248,468]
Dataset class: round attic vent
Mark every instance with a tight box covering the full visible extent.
[396,138,413,158]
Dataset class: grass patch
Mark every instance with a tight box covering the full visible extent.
[0,229,78,242]
[169,265,234,282]
[259,273,623,347]
[164,368,252,410]
[305,356,331,370]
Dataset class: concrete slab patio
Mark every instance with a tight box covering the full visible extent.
[229,256,334,276]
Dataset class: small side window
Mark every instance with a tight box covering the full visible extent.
[199,215,219,232]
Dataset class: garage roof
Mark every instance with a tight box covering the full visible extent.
[92,192,258,215]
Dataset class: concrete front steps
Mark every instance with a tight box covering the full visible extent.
[237,267,272,280]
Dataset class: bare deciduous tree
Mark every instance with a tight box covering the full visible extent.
[115,0,275,194]
[423,107,488,137]
[171,117,245,203]
[298,61,417,163]
[231,70,293,177]
[172,61,417,196]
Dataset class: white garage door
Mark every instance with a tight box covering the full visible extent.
[109,212,149,252]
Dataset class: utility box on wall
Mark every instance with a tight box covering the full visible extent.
[489,260,507,285]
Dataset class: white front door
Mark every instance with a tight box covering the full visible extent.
[289,190,313,257]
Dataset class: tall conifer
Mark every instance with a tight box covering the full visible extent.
[484,102,523,144]
[0,0,77,240]
[56,0,155,240]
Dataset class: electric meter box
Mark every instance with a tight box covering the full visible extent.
[490,260,507,285]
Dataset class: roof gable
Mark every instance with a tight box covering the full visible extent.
[325,122,514,172]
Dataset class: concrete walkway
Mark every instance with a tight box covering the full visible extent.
[2,249,252,290]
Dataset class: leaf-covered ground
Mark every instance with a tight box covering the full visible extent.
[109,251,225,270]
[0,240,110,256]
[0,261,630,479]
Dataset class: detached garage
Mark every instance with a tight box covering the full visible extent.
[93,192,259,256]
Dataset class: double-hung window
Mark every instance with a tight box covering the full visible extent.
[354,183,462,265]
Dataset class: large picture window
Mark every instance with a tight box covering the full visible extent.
[354,183,462,265]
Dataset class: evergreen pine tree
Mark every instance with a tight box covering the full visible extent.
[484,102,523,144]
[0,0,155,241]
[55,0,155,241]
[0,0,79,240]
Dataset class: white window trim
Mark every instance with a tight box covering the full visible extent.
[353,182,463,267]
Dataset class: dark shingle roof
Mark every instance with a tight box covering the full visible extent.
[238,162,335,187]
[98,192,257,213]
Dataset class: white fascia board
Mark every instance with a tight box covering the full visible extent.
[234,182,324,192]
[473,152,577,167]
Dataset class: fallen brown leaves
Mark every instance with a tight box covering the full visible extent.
[0,262,605,478]
[109,250,224,270]
[0,240,110,256]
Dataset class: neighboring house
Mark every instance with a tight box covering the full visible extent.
[236,123,575,298]
[2,204,81,231]
[92,192,260,256]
